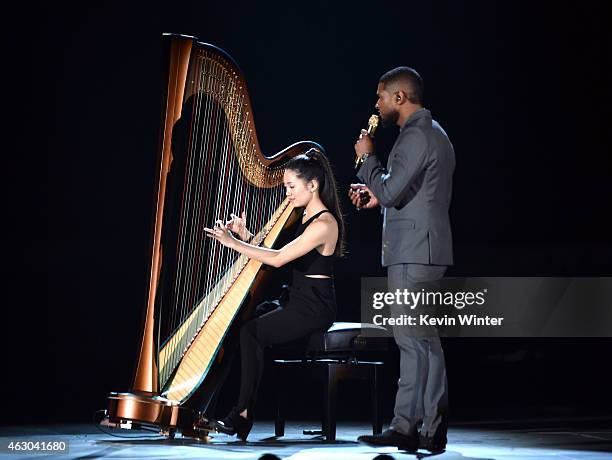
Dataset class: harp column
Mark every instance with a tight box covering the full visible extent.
[132,37,193,395]
[106,36,194,434]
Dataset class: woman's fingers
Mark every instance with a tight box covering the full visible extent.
[233,212,246,223]
[228,213,238,223]
[205,218,231,239]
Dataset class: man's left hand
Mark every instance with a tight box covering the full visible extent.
[349,183,380,210]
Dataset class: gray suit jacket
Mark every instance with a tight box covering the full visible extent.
[357,108,455,267]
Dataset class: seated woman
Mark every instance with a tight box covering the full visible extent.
[201,148,345,441]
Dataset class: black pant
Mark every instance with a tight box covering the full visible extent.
[237,275,336,412]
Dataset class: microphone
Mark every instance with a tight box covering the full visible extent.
[354,114,380,169]
[366,114,380,136]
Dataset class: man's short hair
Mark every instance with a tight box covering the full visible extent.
[379,66,424,104]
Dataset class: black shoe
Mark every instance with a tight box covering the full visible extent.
[211,407,253,441]
[418,433,447,453]
[357,429,418,452]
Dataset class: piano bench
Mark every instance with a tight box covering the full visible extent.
[273,322,389,441]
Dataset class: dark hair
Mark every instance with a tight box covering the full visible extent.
[379,66,424,104]
[285,148,345,257]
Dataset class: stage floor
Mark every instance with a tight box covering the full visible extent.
[1,420,611,459]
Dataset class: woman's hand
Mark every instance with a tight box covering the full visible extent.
[204,220,237,248]
[225,211,252,241]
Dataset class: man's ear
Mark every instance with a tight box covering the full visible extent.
[395,91,404,104]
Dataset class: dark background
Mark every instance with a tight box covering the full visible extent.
[4,0,612,425]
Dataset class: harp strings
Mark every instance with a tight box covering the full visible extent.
[159,53,286,384]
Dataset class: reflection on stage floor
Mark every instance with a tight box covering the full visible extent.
[1,419,611,459]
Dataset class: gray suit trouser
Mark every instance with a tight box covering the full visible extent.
[387,263,449,438]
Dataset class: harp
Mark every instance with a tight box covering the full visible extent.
[105,33,323,437]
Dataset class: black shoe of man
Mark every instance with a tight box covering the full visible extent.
[357,429,418,452]
[418,433,447,453]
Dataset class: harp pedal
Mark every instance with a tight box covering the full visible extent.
[192,413,215,433]
[186,413,214,442]
[97,410,129,430]
[98,415,136,431]
[159,428,176,438]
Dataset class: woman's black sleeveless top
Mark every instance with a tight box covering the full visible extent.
[292,209,335,277]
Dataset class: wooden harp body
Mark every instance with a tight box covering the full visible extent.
[105,33,323,437]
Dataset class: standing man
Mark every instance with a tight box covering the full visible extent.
[351,67,455,453]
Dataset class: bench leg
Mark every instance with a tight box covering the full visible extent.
[324,365,338,441]
[275,406,285,437]
[275,367,285,437]
[371,365,382,434]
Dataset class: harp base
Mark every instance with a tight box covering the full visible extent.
[105,392,209,440]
